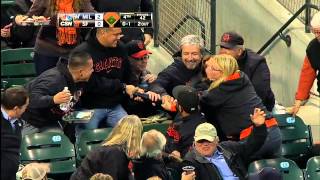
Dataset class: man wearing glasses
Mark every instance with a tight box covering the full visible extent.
[291,11,320,116]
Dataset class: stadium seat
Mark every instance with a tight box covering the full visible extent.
[248,158,304,180]
[20,132,76,176]
[143,122,170,135]
[75,128,113,165]
[274,114,313,165]
[1,48,36,88]
[305,156,320,180]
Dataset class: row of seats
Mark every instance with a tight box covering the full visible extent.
[1,48,36,89]
[249,157,320,180]
[19,123,170,178]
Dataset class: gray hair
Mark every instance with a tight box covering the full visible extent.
[180,35,205,50]
[140,130,166,158]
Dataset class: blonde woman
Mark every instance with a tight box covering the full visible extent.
[200,54,281,160]
[71,115,143,180]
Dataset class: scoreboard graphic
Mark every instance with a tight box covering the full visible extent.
[58,12,152,28]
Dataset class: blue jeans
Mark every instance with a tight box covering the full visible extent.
[76,105,127,135]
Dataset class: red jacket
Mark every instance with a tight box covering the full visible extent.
[295,56,317,100]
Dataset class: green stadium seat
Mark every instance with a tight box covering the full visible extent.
[1,48,36,88]
[20,132,76,175]
[75,128,113,165]
[248,158,304,180]
[1,0,15,5]
[142,122,170,135]
[305,156,320,180]
[274,114,313,166]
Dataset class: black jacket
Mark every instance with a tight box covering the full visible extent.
[200,72,269,140]
[1,112,23,180]
[183,124,267,180]
[133,156,170,180]
[71,145,130,180]
[238,49,275,111]
[150,58,203,96]
[165,112,206,157]
[73,31,133,108]
[22,60,84,128]
[306,38,320,94]
[92,0,153,43]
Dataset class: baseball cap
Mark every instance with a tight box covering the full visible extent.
[126,40,152,59]
[248,167,282,180]
[194,123,218,142]
[311,12,320,29]
[172,85,199,113]
[219,31,244,49]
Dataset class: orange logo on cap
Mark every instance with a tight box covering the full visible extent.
[137,41,144,50]
[222,34,231,42]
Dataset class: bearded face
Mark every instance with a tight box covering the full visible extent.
[181,44,202,70]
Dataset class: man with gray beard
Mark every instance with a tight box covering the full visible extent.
[149,35,205,101]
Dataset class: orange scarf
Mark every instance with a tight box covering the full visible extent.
[56,0,77,46]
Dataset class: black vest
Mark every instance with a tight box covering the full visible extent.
[306,38,320,94]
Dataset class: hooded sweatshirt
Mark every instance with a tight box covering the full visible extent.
[200,71,269,138]
[22,59,85,128]
[73,30,133,108]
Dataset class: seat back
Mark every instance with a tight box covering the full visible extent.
[305,156,320,180]
[143,122,170,135]
[1,48,36,88]
[20,132,76,174]
[274,114,312,160]
[248,158,304,180]
[75,128,113,165]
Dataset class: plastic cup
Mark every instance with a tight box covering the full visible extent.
[182,166,195,175]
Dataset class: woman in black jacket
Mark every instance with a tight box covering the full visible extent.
[70,115,143,180]
[200,54,281,160]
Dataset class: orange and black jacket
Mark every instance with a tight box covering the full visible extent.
[296,38,320,100]
[200,71,271,140]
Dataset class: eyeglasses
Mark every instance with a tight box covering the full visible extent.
[207,66,222,72]
[134,55,149,61]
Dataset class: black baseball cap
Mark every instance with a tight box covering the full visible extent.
[172,85,199,113]
[126,40,152,59]
[219,31,244,49]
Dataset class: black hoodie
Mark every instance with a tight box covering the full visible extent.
[150,58,203,96]
[200,72,269,139]
[73,30,133,108]
[22,60,85,128]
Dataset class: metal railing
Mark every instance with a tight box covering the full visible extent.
[258,0,319,54]
[153,0,215,55]
[277,0,320,24]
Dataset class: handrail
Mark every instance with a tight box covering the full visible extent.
[257,2,319,54]
[162,14,206,49]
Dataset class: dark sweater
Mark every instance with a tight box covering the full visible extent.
[165,112,206,157]
[92,0,153,43]
[306,38,320,94]
[71,145,130,180]
[200,72,269,140]
[1,112,23,180]
[237,49,275,111]
[22,60,84,128]
[150,58,203,96]
[73,31,133,108]
[133,156,170,180]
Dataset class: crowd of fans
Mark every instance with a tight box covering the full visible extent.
[1,0,319,179]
